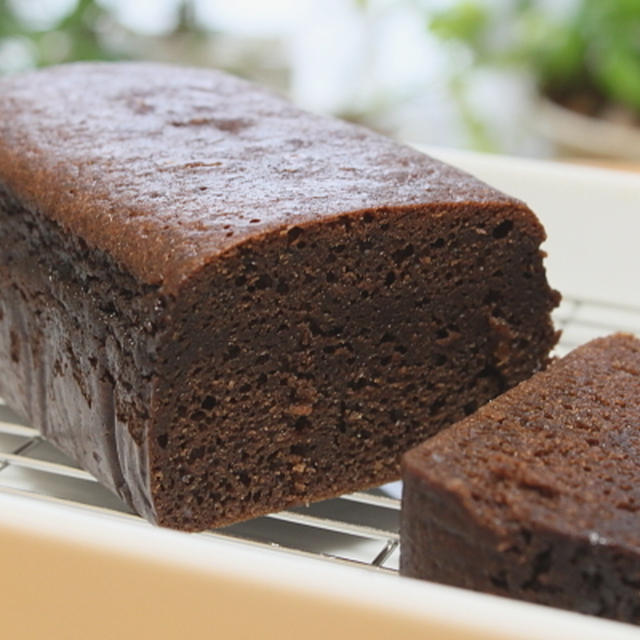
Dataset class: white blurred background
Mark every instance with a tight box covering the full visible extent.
[1,0,639,164]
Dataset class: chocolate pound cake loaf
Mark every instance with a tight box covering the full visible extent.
[401,334,640,624]
[0,63,558,530]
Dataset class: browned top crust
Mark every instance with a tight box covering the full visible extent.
[403,333,640,553]
[0,62,528,293]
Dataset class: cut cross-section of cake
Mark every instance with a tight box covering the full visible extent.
[402,333,640,624]
[0,62,558,530]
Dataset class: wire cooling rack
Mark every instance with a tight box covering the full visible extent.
[1,294,639,573]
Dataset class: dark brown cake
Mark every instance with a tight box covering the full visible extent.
[401,334,640,624]
[0,62,558,530]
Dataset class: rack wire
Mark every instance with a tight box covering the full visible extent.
[1,294,639,573]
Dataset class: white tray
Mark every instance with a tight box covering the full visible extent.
[1,148,639,640]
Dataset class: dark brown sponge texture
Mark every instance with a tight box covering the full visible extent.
[0,62,558,530]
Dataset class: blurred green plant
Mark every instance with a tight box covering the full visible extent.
[0,0,114,71]
[0,0,209,74]
[0,0,288,90]
[539,0,640,114]
[429,0,640,118]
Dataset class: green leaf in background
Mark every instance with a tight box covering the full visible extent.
[429,2,489,50]
[597,48,640,112]
[0,0,131,72]
[427,0,640,118]
[536,26,586,92]
[581,0,640,113]
[0,0,25,37]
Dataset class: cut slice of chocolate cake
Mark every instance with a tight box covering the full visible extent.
[0,62,558,530]
[401,334,640,624]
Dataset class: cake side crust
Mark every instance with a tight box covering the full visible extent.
[0,184,160,518]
